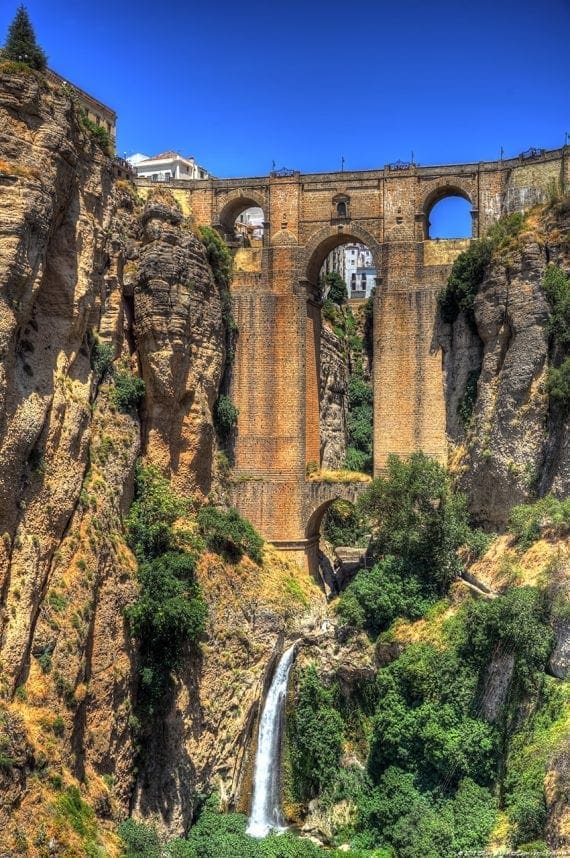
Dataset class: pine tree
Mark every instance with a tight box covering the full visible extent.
[3,5,47,71]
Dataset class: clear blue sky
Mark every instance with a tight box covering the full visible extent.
[2,0,568,182]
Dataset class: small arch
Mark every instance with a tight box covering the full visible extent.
[423,185,473,240]
[303,224,382,287]
[217,193,267,241]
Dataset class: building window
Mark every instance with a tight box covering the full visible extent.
[337,201,347,217]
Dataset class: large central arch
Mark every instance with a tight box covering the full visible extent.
[302,223,383,287]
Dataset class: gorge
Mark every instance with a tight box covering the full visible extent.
[0,59,568,858]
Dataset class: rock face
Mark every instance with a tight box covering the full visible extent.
[441,206,570,527]
[0,68,229,851]
[320,325,348,469]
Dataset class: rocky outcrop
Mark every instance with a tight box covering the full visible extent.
[132,191,225,497]
[320,325,348,469]
[441,206,570,527]
[0,68,228,851]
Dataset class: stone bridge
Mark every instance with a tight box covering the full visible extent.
[137,147,569,570]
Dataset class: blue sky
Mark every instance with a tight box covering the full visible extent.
[1,0,568,232]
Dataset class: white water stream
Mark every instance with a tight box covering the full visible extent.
[246,643,298,838]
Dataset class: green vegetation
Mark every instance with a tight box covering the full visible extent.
[509,494,570,548]
[438,211,526,328]
[90,338,114,379]
[2,5,47,71]
[118,797,360,857]
[111,370,146,414]
[126,465,206,714]
[77,107,112,155]
[542,265,570,347]
[55,787,103,856]
[360,452,473,591]
[457,368,480,427]
[199,225,235,335]
[338,556,433,636]
[288,665,344,800]
[546,358,570,412]
[322,499,367,548]
[214,394,239,439]
[325,271,348,305]
[197,504,263,565]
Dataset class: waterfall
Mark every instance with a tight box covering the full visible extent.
[246,643,298,838]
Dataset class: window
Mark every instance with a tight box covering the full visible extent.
[337,201,347,217]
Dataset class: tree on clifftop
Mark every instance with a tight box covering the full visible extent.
[2,5,47,70]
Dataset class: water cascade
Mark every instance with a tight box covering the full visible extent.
[246,643,298,838]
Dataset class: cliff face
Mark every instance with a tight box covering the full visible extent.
[0,68,231,852]
[319,326,348,469]
[441,204,570,526]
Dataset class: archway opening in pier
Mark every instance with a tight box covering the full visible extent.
[307,497,367,595]
[218,197,265,246]
[305,231,378,477]
[426,191,473,239]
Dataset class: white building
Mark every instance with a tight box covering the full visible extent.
[343,243,376,299]
[127,150,210,181]
[235,206,264,241]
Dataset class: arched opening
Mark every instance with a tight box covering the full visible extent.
[218,197,266,246]
[425,190,473,239]
[307,498,368,595]
[304,232,377,477]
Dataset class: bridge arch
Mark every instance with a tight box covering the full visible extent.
[216,190,267,238]
[421,183,475,240]
[302,223,382,286]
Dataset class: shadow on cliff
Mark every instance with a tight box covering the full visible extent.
[133,645,204,834]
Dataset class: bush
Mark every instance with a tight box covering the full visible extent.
[347,374,373,408]
[111,370,145,414]
[325,271,347,305]
[546,356,570,411]
[338,556,434,636]
[214,394,238,438]
[288,665,344,800]
[457,368,480,427]
[344,446,371,473]
[457,586,554,691]
[359,452,473,593]
[90,338,114,379]
[118,819,161,858]
[197,505,263,564]
[438,239,492,327]
[127,465,187,561]
[125,465,206,715]
[322,499,367,548]
[542,265,570,346]
[509,494,570,548]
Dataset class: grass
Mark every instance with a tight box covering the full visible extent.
[307,469,372,484]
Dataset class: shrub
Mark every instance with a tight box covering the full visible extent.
[118,818,161,858]
[347,374,373,408]
[322,499,367,548]
[344,446,370,473]
[457,368,480,427]
[438,238,492,326]
[359,452,473,592]
[214,394,238,438]
[325,271,347,305]
[126,465,187,561]
[288,665,344,800]
[197,504,263,564]
[111,370,145,414]
[457,586,554,691]
[546,356,570,411]
[542,265,570,347]
[90,338,114,379]
[509,494,570,548]
[338,556,434,636]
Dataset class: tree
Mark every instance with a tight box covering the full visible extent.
[325,271,347,305]
[3,5,47,70]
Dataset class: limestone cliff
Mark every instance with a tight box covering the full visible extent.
[319,325,348,470]
[441,203,570,527]
[0,66,230,852]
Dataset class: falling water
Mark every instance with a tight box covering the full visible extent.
[246,643,298,838]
